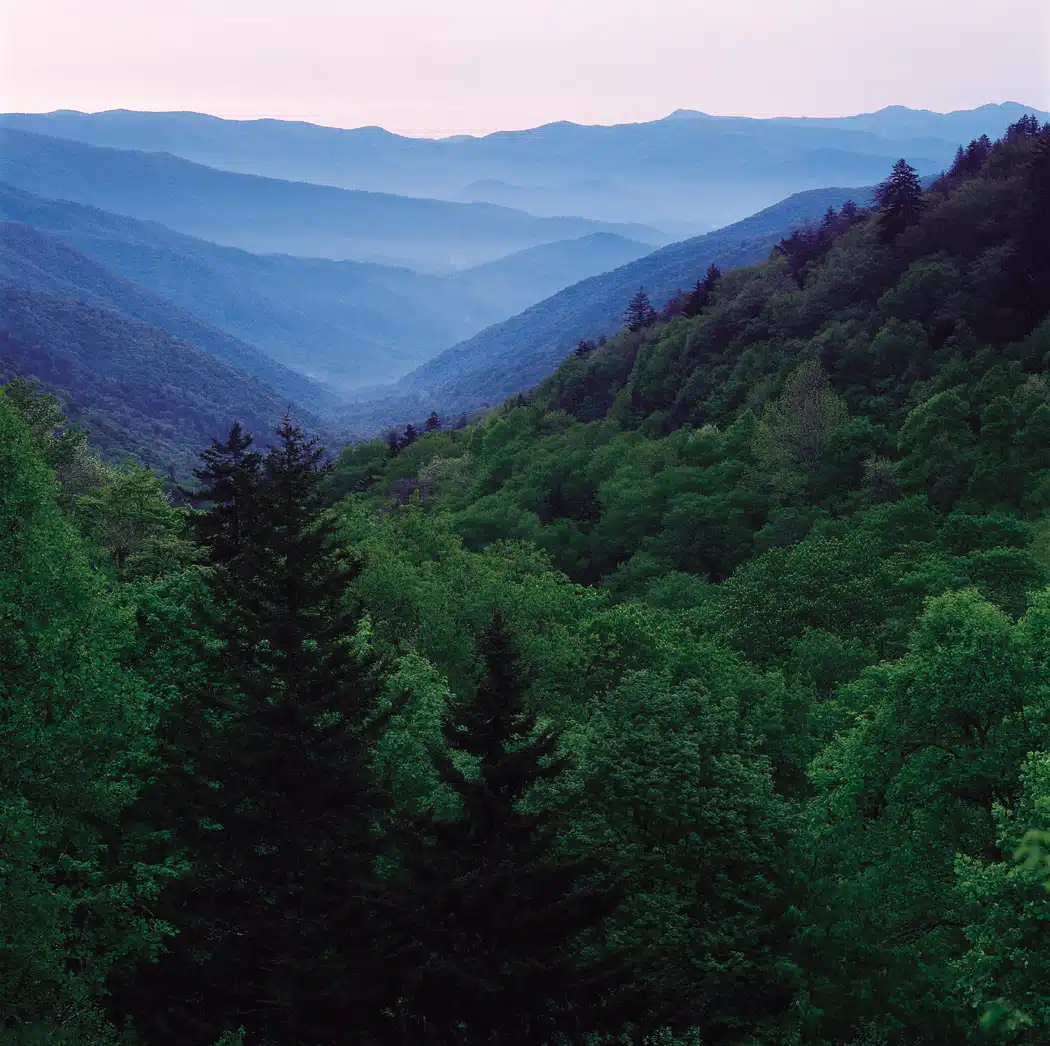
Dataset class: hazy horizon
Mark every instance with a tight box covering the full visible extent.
[4,99,1048,142]
[4,0,1048,137]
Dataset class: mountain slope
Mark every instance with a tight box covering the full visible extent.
[0,220,340,410]
[0,184,518,389]
[337,186,872,433]
[0,129,663,270]
[5,104,1045,229]
[447,233,652,316]
[0,284,325,476]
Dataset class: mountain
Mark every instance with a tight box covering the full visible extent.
[0,184,517,390]
[0,129,664,271]
[0,219,341,411]
[5,104,1046,229]
[446,233,653,317]
[0,184,668,391]
[0,284,323,477]
[337,186,872,434]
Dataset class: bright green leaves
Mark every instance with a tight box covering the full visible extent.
[803,587,1050,1043]
[956,752,1050,1040]
[0,389,170,1038]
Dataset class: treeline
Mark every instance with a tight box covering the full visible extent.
[3,115,1050,1046]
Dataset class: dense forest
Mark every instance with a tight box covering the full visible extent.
[3,117,1050,1045]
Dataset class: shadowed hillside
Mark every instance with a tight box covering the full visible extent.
[0,220,340,409]
[0,284,323,476]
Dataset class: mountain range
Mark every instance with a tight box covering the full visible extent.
[4,103,1045,230]
[2,102,1043,465]
[0,184,650,390]
[0,128,664,270]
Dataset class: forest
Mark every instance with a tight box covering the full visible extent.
[3,116,1050,1045]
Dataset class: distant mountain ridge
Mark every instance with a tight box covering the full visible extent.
[0,183,658,391]
[447,233,653,317]
[0,129,664,271]
[5,103,1044,229]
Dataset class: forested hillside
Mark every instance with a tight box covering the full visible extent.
[0,220,338,407]
[342,185,873,432]
[0,285,321,475]
[3,115,1050,1046]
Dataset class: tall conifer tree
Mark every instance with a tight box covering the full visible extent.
[123,418,392,1046]
[874,158,925,243]
[626,288,657,331]
[186,421,263,564]
[378,612,628,1045]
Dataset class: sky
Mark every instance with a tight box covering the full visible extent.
[3,0,1049,136]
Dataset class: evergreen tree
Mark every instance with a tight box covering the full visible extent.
[403,422,419,447]
[378,612,628,1044]
[840,198,860,223]
[821,204,839,230]
[424,411,441,433]
[681,265,721,319]
[874,158,926,243]
[681,280,707,318]
[122,419,393,1046]
[185,422,263,564]
[626,287,657,331]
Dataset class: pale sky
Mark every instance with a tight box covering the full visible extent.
[3,0,1049,136]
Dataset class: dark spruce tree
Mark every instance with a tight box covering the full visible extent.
[626,287,657,332]
[378,612,629,1045]
[184,421,263,564]
[121,418,393,1046]
[424,410,441,433]
[874,158,926,243]
[683,262,723,317]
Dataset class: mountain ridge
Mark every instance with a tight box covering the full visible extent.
[5,103,1044,229]
[0,128,664,270]
[0,218,340,410]
[0,182,661,390]
[0,283,325,477]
